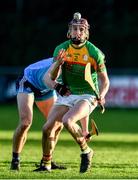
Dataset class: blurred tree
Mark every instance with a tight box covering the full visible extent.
[0,0,137,69]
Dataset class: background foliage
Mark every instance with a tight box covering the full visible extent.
[0,0,138,68]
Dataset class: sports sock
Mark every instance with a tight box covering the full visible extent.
[12,152,20,161]
[42,160,51,170]
[81,147,91,154]
[42,154,52,169]
[80,137,90,152]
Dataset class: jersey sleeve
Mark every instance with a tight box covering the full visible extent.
[97,49,107,72]
[53,40,70,59]
[88,42,107,72]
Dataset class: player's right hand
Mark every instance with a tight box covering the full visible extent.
[97,96,105,106]
[55,49,68,65]
[54,83,71,96]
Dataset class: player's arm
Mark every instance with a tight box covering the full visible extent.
[97,67,110,105]
[44,50,71,96]
[44,62,62,89]
[44,63,71,96]
[51,49,67,80]
[45,49,67,87]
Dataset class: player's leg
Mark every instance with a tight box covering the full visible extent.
[35,92,66,169]
[62,100,96,173]
[11,93,34,170]
[35,94,57,118]
[62,100,91,148]
[80,117,98,142]
[80,116,89,137]
[34,105,69,171]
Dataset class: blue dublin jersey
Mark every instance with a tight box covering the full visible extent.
[24,57,53,91]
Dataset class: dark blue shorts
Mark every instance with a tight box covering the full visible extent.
[16,76,57,101]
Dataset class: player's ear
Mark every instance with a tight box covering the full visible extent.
[67,31,71,39]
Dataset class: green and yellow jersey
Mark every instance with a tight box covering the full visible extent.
[53,40,107,95]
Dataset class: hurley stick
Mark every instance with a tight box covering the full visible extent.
[85,119,99,139]
[85,63,105,114]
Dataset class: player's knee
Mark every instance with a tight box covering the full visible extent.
[20,114,32,127]
[43,124,48,132]
[56,124,63,132]
[42,125,52,137]
[20,121,32,131]
[62,116,73,128]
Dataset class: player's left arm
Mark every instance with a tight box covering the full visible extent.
[97,65,110,105]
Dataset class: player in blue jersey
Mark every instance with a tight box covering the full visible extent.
[10,51,71,171]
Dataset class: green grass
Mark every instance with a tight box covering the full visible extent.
[0,103,138,179]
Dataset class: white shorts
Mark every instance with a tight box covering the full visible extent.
[55,94,97,114]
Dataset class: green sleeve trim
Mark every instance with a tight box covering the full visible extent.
[86,41,105,65]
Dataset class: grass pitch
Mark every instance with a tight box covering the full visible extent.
[0,103,138,179]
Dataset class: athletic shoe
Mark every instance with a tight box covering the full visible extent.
[51,161,67,169]
[35,161,67,170]
[33,160,51,172]
[10,159,20,170]
[80,149,94,173]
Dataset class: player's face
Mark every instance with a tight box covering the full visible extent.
[70,25,87,44]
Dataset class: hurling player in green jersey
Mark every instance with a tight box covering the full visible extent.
[35,12,110,173]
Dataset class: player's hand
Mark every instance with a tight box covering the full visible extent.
[97,96,105,106]
[82,131,91,142]
[54,83,71,96]
[55,49,68,65]
[84,132,92,142]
